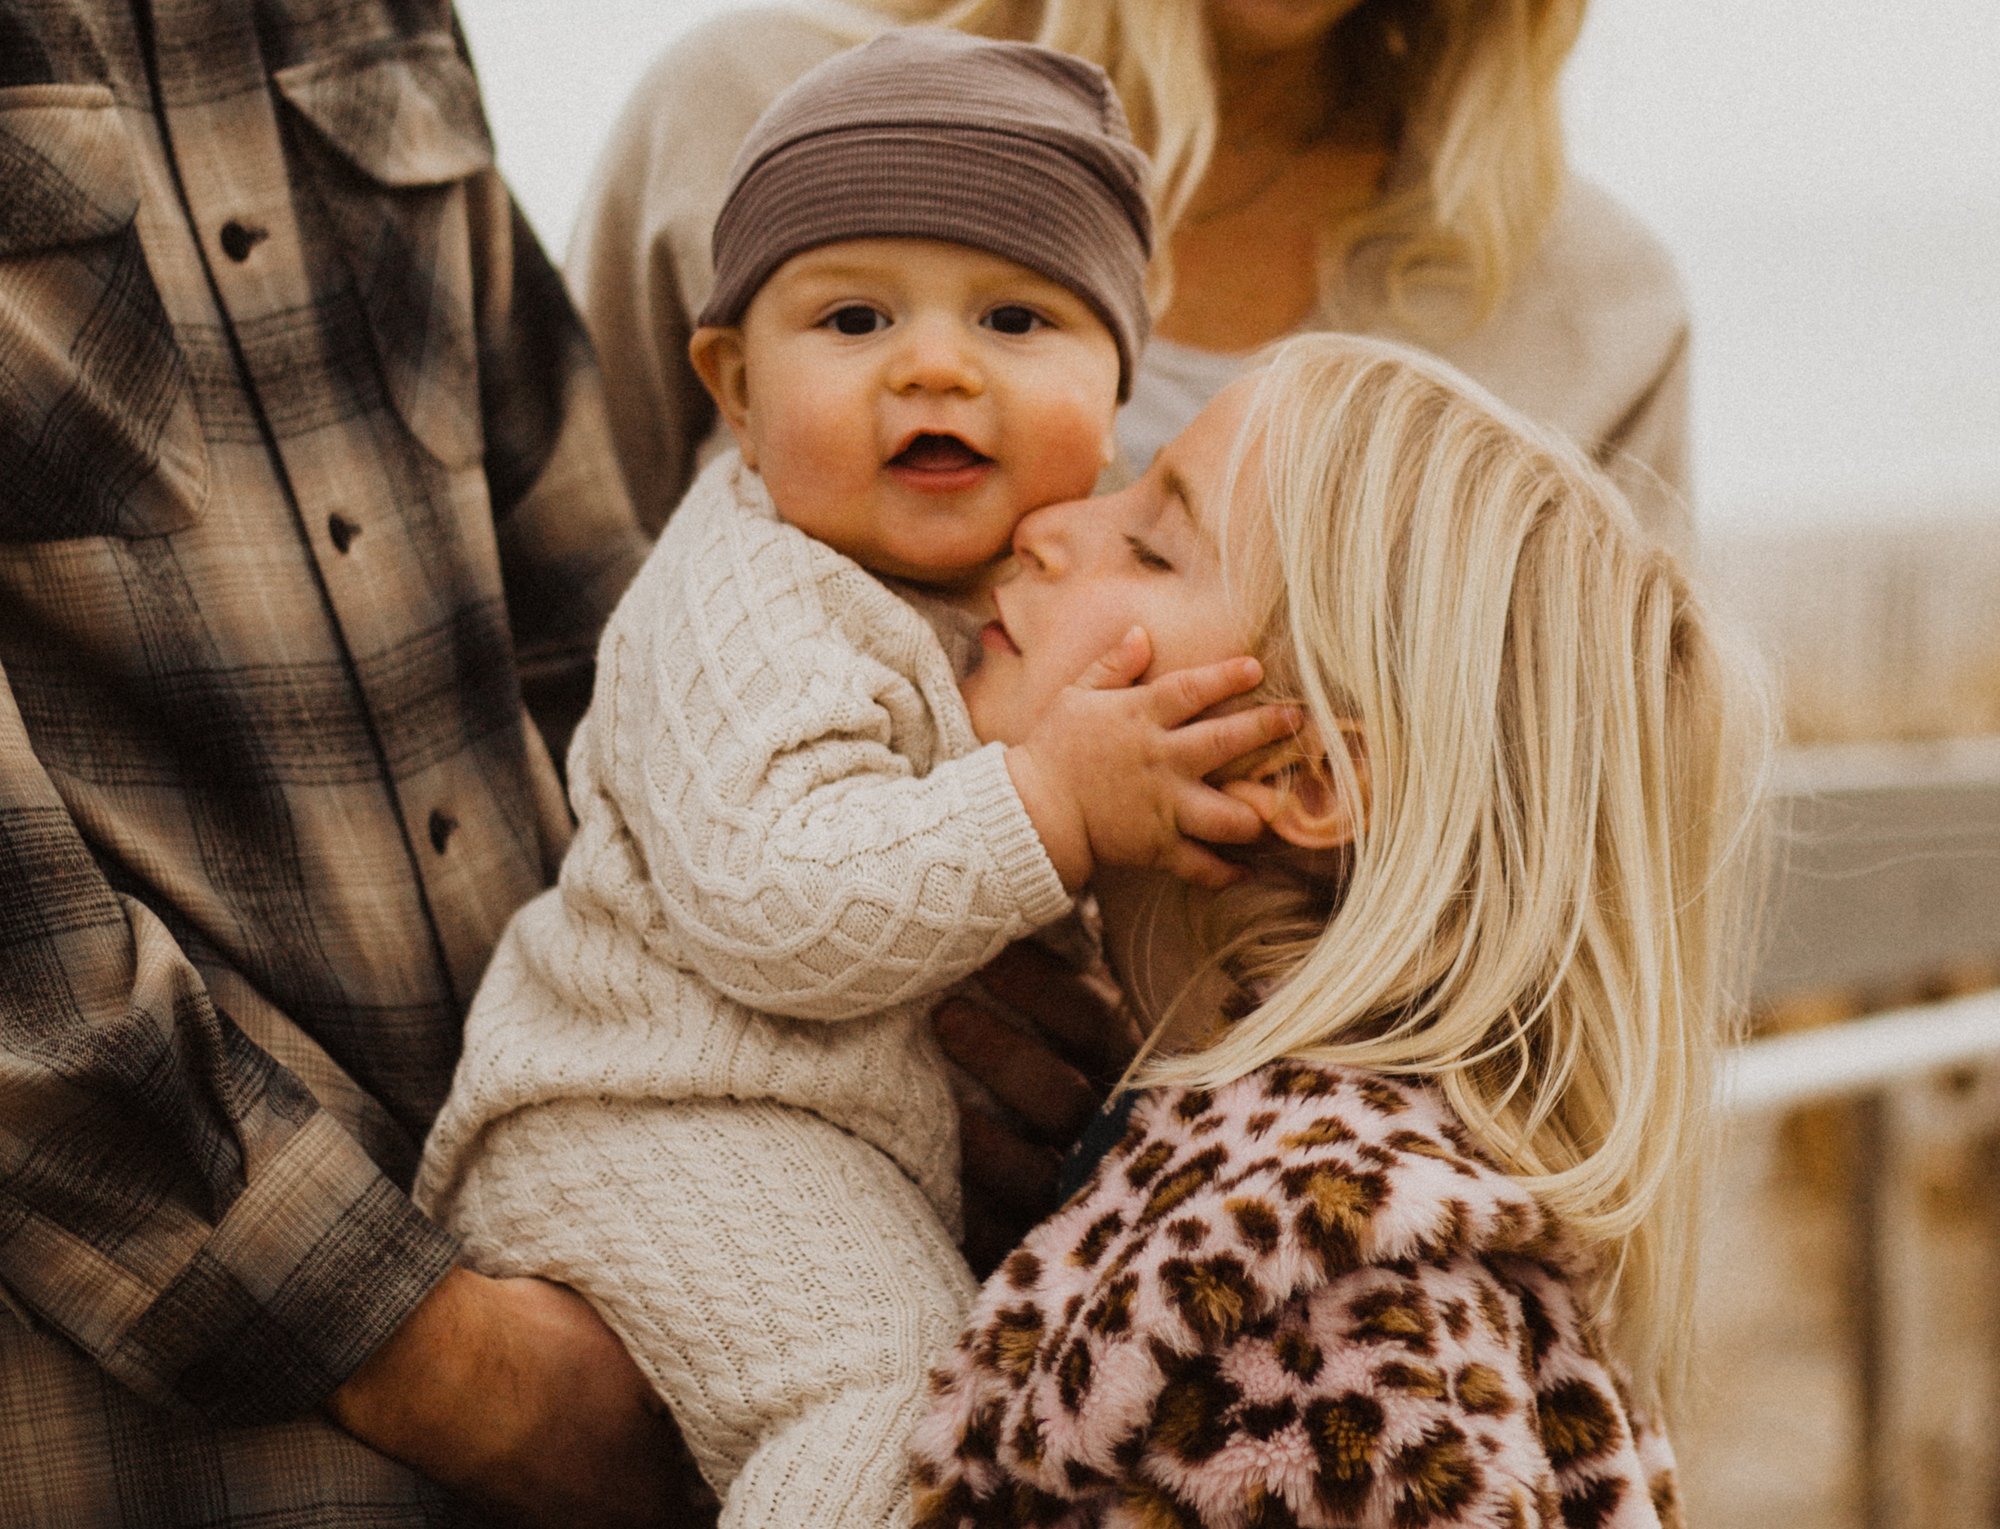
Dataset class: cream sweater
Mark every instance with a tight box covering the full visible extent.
[568,2,1694,550]
[417,451,1072,1228]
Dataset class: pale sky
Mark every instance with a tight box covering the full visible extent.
[456,0,2000,530]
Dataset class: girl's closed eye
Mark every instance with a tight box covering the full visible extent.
[1124,533,1173,572]
[821,303,890,336]
[982,303,1050,337]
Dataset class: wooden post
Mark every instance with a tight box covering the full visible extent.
[1848,1090,1892,1529]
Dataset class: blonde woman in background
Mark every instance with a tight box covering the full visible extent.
[571,0,1691,549]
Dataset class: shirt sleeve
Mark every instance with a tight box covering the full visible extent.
[0,669,460,1426]
[632,736,1071,1024]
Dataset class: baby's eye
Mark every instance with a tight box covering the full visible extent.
[982,304,1048,337]
[1124,533,1174,572]
[823,304,889,336]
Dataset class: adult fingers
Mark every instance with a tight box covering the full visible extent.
[1144,654,1264,723]
[957,1102,1063,1219]
[475,1279,701,1529]
[960,1195,1036,1281]
[1069,625,1152,690]
[970,942,1138,1080]
[932,995,1097,1143]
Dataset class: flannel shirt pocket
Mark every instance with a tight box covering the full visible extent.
[275,36,496,471]
[0,84,209,541]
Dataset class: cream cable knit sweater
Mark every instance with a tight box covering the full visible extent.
[418,450,1072,1228]
[416,452,1073,1521]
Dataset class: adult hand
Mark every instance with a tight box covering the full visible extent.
[934,940,1144,1276]
[328,1267,712,1527]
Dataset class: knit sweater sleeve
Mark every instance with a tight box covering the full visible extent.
[576,456,1073,1023]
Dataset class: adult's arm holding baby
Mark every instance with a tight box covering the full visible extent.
[329,1269,689,1529]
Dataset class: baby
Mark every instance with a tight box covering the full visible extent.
[417,30,1291,1528]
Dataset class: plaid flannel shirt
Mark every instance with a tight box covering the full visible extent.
[0,0,647,1519]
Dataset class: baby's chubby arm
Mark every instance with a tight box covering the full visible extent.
[1003,626,1302,891]
[583,513,1076,1023]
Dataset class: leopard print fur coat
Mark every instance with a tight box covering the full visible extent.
[910,1062,1681,1528]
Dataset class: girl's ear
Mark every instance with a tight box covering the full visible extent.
[1222,719,1367,850]
[687,326,757,468]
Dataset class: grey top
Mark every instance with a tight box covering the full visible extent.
[1117,335,1257,474]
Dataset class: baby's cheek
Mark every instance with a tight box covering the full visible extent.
[1025,404,1120,503]
[761,410,857,490]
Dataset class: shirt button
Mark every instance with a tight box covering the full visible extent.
[327,512,359,553]
[428,809,458,854]
[219,220,268,262]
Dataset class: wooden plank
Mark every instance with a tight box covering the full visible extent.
[1723,988,2000,1112]
[1754,739,2000,1001]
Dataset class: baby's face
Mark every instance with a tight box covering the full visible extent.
[716,239,1123,586]
[964,377,1270,745]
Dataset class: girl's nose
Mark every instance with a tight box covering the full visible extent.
[1011,504,1060,575]
[1011,495,1103,577]
[886,314,983,396]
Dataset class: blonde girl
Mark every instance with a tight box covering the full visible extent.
[911,332,1768,1526]
[575,0,1691,546]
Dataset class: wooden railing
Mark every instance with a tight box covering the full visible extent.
[1721,989,2000,1528]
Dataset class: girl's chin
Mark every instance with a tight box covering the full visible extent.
[959,679,1027,750]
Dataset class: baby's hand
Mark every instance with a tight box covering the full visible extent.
[1005,626,1301,891]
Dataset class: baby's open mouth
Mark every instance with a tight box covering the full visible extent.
[887,433,993,472]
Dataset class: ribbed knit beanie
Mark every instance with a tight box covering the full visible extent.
[699,27,1154,398]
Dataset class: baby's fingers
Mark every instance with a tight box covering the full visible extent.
[1173,702,1305,777]
[1071,626,1153,691]
[1174,782,1266,846]
[1164,840,1249,891]
[1146,655,1265,723]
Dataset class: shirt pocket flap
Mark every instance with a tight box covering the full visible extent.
[0,84,141,255]
[0,83,207,540]
[271,36,493,468]
[272,36,494,189]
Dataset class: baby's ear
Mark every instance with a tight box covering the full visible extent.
[688,326,755,466]
[1220,719,1367,851]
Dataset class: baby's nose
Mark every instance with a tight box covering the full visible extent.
[889,317,982,394]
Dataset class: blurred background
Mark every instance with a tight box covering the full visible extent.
[457,2,2000,1522]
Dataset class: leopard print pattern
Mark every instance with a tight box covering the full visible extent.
[911,1063,1680,1528]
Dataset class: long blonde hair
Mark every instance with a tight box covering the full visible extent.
[1146,335,1770,1410]
[868,0,1584,326]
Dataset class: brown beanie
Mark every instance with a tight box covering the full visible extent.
[699,27,1154,398]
